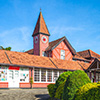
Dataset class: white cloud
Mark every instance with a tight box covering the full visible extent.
[0,27,33,51]
[49,26,84,35]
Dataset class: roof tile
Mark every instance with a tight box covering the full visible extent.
[32,12,50,36]
[0,50,90,70]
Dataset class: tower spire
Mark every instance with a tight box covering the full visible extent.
[32,11,50,37]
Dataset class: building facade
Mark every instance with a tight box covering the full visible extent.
[0,11,100,88]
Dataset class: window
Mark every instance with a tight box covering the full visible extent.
[53,70,58,82]
[20,68,29,82]
[61,50,65,60]
[0,67,7,82]
[34,68,40,82]
[59,71,64,75]
[42,51,47,57]
[41,69,46,82]
[47,70,52,82]
[34,68,64,83]
[42,51,45,56]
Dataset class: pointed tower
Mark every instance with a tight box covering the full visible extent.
[32,11,50,56]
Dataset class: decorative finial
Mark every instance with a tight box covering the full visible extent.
[40,8,41,12]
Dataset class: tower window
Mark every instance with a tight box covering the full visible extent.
[61,50,65,60]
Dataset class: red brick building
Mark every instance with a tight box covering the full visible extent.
[0,11,100,88]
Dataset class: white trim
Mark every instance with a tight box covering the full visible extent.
[46,70,47,82]
[34,68,64,83]
[40,69,41,82]
[52,70,53,82]
[34,82,55,83]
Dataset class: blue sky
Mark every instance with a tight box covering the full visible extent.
[0,0,100,54]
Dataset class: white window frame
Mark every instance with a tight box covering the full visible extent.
[0,66,8,82]
[19,68,29,83]
[61,50,65,60]
[34,68,64,83]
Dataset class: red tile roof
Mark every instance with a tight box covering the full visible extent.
[50,58,84,70]
[0,50,10,64]
[25,49,34,55]
[78,61,91,70]
[73,53,91,62]
[78,49,100,59]
[32,11,50,36]
[0,50,90,70]
[46,36,76,55]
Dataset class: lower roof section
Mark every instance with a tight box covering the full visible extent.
[0,50,90,71]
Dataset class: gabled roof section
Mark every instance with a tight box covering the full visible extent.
[77,49,100,59]
[73,53,91,63]
[32,11,50,37]
[25,49,34,55]
[87,58,100,71]
[45,36,76,55]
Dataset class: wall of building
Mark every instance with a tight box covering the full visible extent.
[52,41,73,60]
[33,34,40,55]
[0,66,64,88]
[39,34,49,56]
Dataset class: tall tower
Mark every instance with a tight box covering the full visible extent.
[32,11,50,56]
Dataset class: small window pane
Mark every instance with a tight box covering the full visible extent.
[34,68,40,82]
[47,70,52,82]
[41,69,46,82]
[61,50,65,60]
[53,70,58,82]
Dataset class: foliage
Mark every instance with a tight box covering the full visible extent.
[30,77,33,89]
[55,81,66,100]
[55,71,72,90]
[63,70,91,100]
[30,77,33,84]
[53,71,72,97]
[47,84,55,98]
[74,83,100,100]
[0,46,11,51]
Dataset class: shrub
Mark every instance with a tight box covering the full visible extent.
[63,70,91,100]
[55,81,66,100]
[47,84,55,98]
[74,83,100,100]
[54,71,72,97]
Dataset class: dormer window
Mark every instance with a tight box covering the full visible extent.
[61,50,65,60]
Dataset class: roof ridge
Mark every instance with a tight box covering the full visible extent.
[77,62,85,71]
[88,49,92,58]
[49,57,58,69]
[49,36,65,43]
[5,51,12,64]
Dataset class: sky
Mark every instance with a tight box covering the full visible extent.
[0,0,100,54]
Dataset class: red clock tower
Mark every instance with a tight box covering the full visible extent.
[32,11,50,56]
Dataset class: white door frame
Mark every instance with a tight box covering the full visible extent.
[8,70,20,88]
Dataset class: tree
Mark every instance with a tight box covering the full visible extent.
[0,46,11,51]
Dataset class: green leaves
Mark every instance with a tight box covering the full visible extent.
[63,70,91,100]
[47,84,55,98]
[74,83,100,100]
[0,46,11,51]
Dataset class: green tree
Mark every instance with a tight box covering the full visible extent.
[0,46,11,51]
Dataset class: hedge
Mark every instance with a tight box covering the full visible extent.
[63,70,91,100]
[47,84,55,98]
[53,71,72,97]
[74,83,100,100]
[55,81,66,100]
